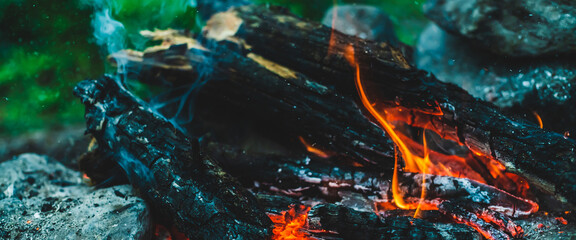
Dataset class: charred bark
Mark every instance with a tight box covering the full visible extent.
[308,203,481,240]
[438,200,523,240]
[73,76,272,239]
[206,141,537,223]
[204,141,388,199]
[112,34,396,168]
[201,5,576,206]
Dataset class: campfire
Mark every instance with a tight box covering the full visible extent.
[3,1,575,240]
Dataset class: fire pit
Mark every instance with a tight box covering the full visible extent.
[2,1,576,239]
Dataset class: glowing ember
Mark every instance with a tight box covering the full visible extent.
[154,224,189,240]
[298,136,331,158]
[556,217,568,225]
[268,205,315,240]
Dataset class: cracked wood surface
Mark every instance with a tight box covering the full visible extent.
[74,76,272,240]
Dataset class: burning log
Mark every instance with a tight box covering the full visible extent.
[200,5,576,206]
[73,76,272,239]
[438,201,522,240]
[112,30,396,168]
[206,141,537,221]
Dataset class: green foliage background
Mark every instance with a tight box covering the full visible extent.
[0,0,427,136]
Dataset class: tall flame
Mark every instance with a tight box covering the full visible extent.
[344,44,532,215]
[346,45,427,214]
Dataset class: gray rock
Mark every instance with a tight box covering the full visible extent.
[0,126,90,169]
[415,23,576,135]
[322,4,398,45]
[423,0,576,56]
[0,154,151,240]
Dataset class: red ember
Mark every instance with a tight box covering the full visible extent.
[154,224,189,240]
[268,205,315,240]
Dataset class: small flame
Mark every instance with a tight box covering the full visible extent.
[532,111,543,129]
[268,205,315,240]
[298,136,331,158]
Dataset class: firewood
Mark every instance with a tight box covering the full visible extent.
[111,33,396,168]
[201,5,576,206]
[438,201,512,240]
[205,141,537,219]
[73,76,272,239]
[438,200,523,239]
[308,203,482,240]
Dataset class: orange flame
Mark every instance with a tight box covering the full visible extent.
[298,136,331,158]
[347,44,429,214]
[344,44,533,214]
[268,205,315,240]
[532,111,543,129]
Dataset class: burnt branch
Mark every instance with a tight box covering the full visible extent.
[73,76,272,239]
[308,203,481,240]
[112,30,396,168]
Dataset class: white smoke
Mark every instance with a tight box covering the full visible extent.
[92,7,127,73]
[87,0,208,134]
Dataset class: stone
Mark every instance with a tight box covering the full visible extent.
[0,154,151,239]
[423,0,576,56]
[0,126,91,170]
[415,23,576,136]
[322,4,398,45]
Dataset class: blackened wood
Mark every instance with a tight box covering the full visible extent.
[308,203,481,240]
[204,141,388,200]
[445,201,524,238]
[254,193,301,213]
[206,141,537,222]
[438,201,511,240]
[112,38,396,168]
[73,76,272,239]
[207,5,576,205]
[396,173,538,218]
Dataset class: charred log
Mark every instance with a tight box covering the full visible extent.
[308,203,481,240]
[73,76,272,239]
[204,141,388,200]
[438,201,513,240]
[205,141,537,223]
[112,32,396,168]
[201,5,576,206]
[438,200,524,240]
